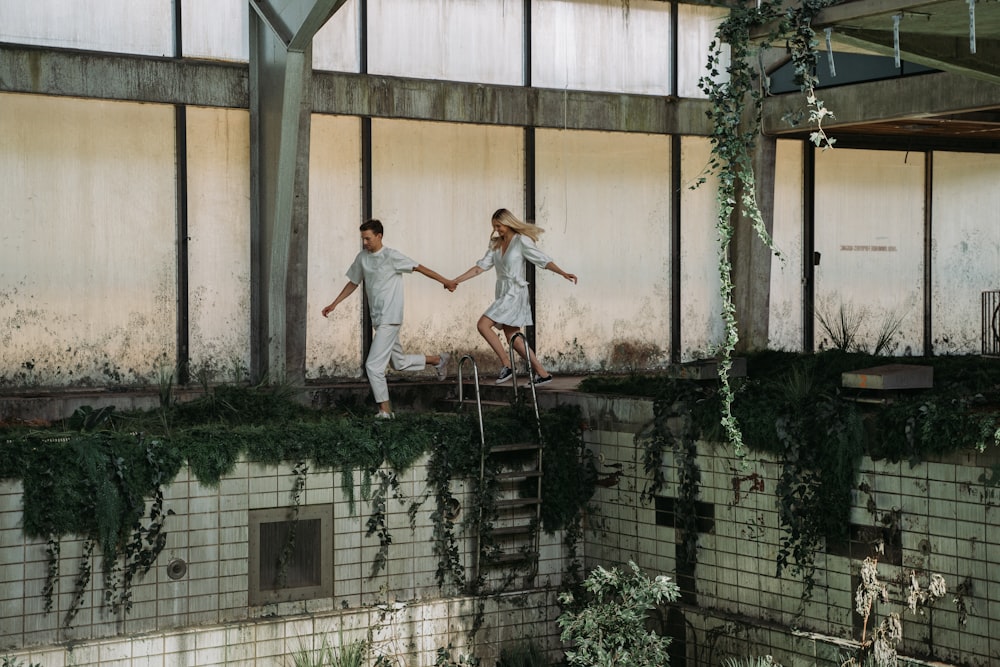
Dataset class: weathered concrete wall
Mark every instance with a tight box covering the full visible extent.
[186,106,252,384]
[768,139,806,351]
[181,0,250,63]
[0,93,177,388]
[306,114,365,379]
[931,151,1000,355]
[535,128,674,370]
[563,390,994,667]
[0,451,565,666]
[814,148,926,355]
[679,136,726,359]
[677,4,731,99]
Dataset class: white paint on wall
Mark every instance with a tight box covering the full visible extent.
[814,148,925,355]
[0,0,173,56]
[369,119,524,372]
[535,128,672,371]
[769,139,805,351]
[679,136,725,360]
[368,0,523,85]
[677,4,729,99]
[181,0,248,62]
[532,0,672,95]
[186,107,251,383]
[0,93,176,386]
[307,114,364,379]
[931,152,1000,355]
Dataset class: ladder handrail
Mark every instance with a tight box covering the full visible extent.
[508,332,542,442]
[458,354,489,590]
[456,354,486,450]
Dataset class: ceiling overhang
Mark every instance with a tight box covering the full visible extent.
[756,0,1000,145]
[812,0,1000,85]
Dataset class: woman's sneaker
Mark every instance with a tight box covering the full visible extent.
[495,366,513,384]
[533,374,553,386]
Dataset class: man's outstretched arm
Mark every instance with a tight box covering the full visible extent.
[321,281,359,317]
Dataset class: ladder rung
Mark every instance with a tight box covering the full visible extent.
[487,551,539,565]
[445,398,511,408]
[496,497,540,508]
[489,442,540,453]
[497,470,542,480]
[490,525,535,537]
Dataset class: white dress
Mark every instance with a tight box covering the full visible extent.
[476,234,552,327]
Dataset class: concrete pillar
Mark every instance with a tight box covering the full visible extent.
[732,135,777,353]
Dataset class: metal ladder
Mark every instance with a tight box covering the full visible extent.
[456,337,544,587]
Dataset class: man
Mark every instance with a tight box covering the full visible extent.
[322,219,456,418]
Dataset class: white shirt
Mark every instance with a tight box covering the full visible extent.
[346,246,417,326]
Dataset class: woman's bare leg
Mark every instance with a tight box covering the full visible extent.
[503,325,547,376]
[477,316,510,367]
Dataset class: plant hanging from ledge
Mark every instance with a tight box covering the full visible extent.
[696,0,836,458]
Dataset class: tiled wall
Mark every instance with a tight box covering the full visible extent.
[4,390,997,666]
[0,453,565,666]
[552,391,999,667]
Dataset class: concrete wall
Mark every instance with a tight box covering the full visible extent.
[814,148,926,355]
[931,152,1000,355]
[3,1,1000,391]
[2,390,997,666]
[563,392,995,667]
[0,93,177,388]
[0,451,565,666]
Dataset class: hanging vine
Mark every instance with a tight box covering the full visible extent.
[697,0,836,459]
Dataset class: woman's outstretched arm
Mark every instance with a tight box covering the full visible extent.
[544,262,577,284]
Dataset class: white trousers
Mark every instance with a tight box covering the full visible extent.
[366,323,426,403]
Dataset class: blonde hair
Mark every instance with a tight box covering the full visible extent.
[490,208,544,249]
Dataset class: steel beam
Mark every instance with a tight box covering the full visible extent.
[761,70,1000,135]
[248,0,345,385]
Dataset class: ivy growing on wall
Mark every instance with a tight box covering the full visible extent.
[0,386,597,628]
[582,350,1000,610]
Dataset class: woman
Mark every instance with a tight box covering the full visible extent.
[453,208,578,385]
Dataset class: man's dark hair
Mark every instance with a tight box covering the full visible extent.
[360,219,383,236]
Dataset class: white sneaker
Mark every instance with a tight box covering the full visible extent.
[375,411,395,420]
[434,352,450,381]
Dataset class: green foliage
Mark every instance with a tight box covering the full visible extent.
[695,0,836,459]
[497,641,549,667]
[2,656,43,667]
[1,385,599,630]
[539,406,597,533]
[434,645,480,667]
[291,636,367,667]
[557,561,680,667]
[585,352,1000,610]
[722,658,783,667]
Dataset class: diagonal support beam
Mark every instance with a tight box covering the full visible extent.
[249,0,346,385]
[761,69,1000,135]
[833,29,1000,84]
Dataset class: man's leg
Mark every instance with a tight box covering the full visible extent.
[388,336,428,373]
[366,324,400,414]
